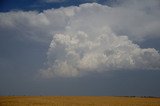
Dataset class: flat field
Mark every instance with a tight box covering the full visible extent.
[0,96,160,106]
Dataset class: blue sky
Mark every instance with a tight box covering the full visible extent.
[0,0,160,96]
[0,0,116,12]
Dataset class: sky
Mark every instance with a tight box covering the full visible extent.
[0,0,160,96]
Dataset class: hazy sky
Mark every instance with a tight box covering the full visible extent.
[0,0,160,96]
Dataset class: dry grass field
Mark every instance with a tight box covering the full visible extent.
[0,96,160,106]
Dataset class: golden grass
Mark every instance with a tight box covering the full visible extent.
[0,96,160,106]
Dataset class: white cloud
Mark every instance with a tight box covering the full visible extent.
[40,24,160,77]
[0,10,69,42]
[1,1,159,42]
[0,1,160,78]
[110,0,160,41]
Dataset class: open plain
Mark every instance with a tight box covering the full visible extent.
[0,96,160,106]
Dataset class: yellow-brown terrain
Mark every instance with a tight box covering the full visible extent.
[0,96,160,106]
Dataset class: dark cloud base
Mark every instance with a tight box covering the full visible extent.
[0,70,160,96]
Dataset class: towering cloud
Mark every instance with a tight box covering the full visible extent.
[0,1,160,78]
[39,3,160,78]
[40,21,160,78]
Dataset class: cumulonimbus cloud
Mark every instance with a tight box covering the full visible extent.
[40,22,160,78]
[0,1,160,78]
[39,3,160,78]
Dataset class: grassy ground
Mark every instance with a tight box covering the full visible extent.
[0,96,160,106]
